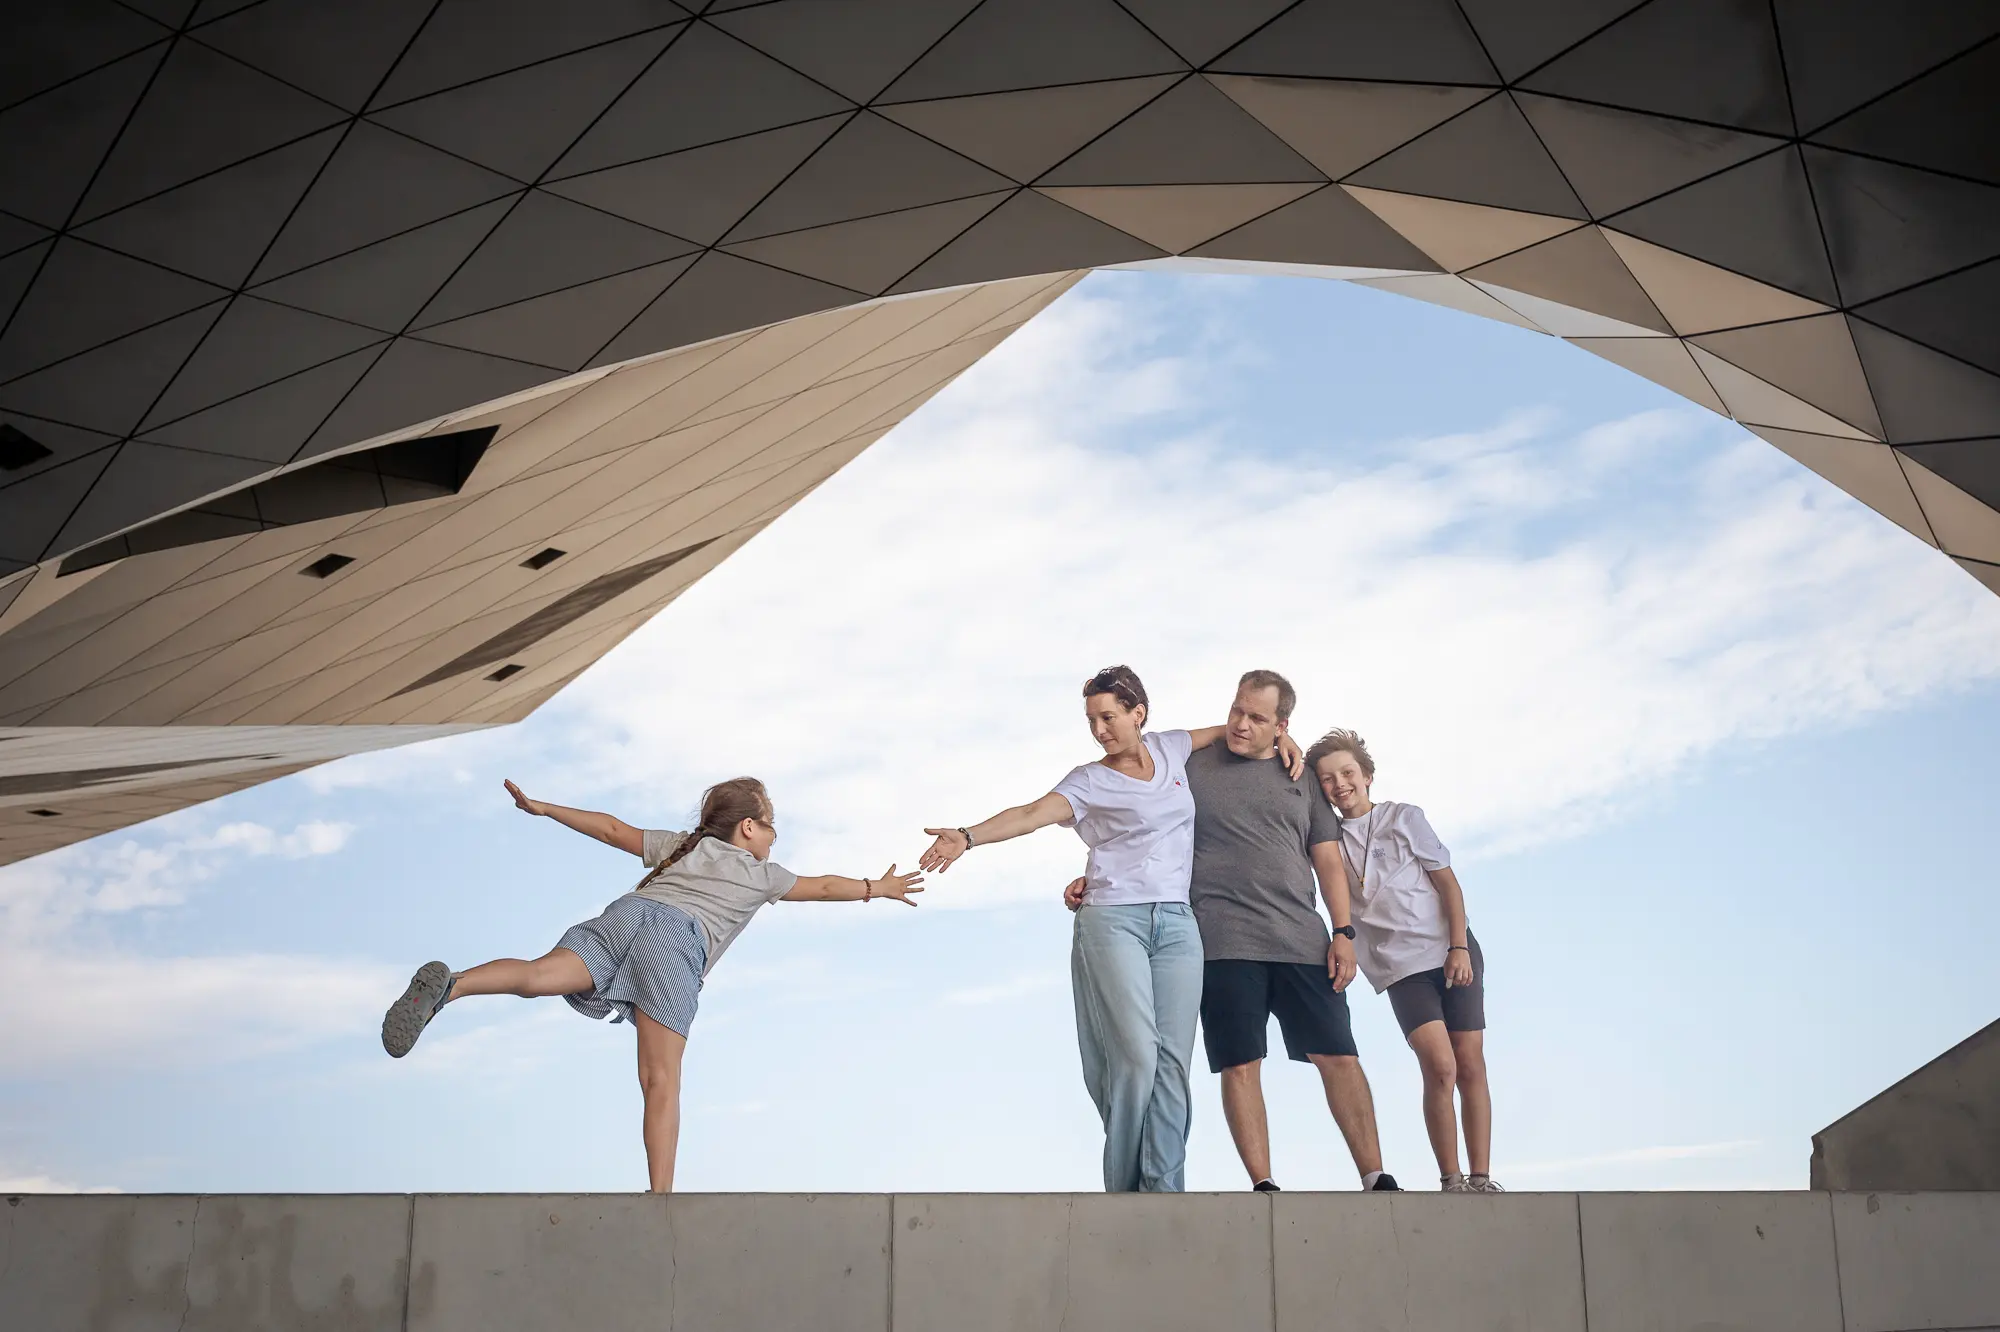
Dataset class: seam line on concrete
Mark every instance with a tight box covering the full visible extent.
[886,1194,896,1332]
[1574,1192,1592,1332]
[399,1193,415,1332]
[1266,1192,1277,1332]
[1827,1190,1851,1332]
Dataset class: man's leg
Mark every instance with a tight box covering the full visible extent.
[1406,1021,1462,1178]
[1450,1029,1491,1177]
[1220,1060,1272,1184]
[1139,904,1203,1192]
[1306,1054,1383,1179]
[1072,906,1160,1193]
[633,1009,687,1193]
[450,947,592,999]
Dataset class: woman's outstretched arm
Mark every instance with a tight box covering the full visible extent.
[504,779,646,857]
[784,864,925,906]
[920,791,1073,873]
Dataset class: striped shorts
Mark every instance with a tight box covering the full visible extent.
[557,895,707,1036]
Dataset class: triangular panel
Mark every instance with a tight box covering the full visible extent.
[1117,0,1295,67]
[3,4,172,109]
[141,346,385,463]
[1686,344,1873,439]
[1569,336,1727,414]
[1606,148,1838,306]
[1207,77,1490,182]
[726,195,1012,294]
[371,0,692,106]
[370,29,678,183]
[304,338,558,459]
[1898,439,2000,512]
[1855,257,2000,377]
[51,440,268,558]
[877,78,1179,185]
[1039,76,1323,186]
[1748,425,1932,543]
[250,199,515,333]
[1454,0,1647,82]
[1850,319,2000,445]
[143,297,388,429]
[889,191,1158,295]
[1600,229,1828,336]
[1188,184,1439,271]
[0,239,229,381]
[1692,315,1883,440]
[1900,455,2000,564]
[1041,184,1318,254]
[1514,94,1783,218]
[415,258,697,372]
[0,305,227,437]
[1519,0,1792,135]
[880,0,1185,103]
[592,252,865,368]
[193,0,436,112]
[1774,0,2000,134]
[724,113,1014,242]
[1350,274,1546,333]
[1343,187,1578,272]
[0,49,170,228]
[545,117,846,247]
[1209,0,1497,84]
[1809,41,2000,186]
[1803,147,2000,307]
[710,0,981,104]
[1465,226,1670,333]
[1345,93,1585,218]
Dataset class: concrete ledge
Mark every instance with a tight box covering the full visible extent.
[5,1191,1996,1332]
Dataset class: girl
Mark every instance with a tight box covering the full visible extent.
[919,665,1300,1193]
[381,775,922,1192]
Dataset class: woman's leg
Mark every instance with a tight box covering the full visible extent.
[1406,1020,1463,1178]
[1071,906,1160,1193]
[1140,904,1204,1193]
[1450,1029,1492,1177]
[449,947,592,1000]
[633,1009,688,1193]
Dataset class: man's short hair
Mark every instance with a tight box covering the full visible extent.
[1304,728,1375,780]
[1237,669,1296,724]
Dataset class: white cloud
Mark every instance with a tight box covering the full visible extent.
[332,273,2000,906]
[0,1168,118,1194]
[0,817,384,1074]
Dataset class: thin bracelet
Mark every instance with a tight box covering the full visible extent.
[958,826,974,848]
[1448,945,1469,952]
[863,878,873,903]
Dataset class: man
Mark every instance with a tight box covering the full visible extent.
[1075,670,1397,1191]
[1306,728,1501,1193]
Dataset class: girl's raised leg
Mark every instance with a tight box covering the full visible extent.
[449,946,592,1000]
[634,1009,687,1193]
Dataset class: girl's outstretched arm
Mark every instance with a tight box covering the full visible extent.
[784,864,925,906]
[920,790,1072,873]
[504,779,646,857]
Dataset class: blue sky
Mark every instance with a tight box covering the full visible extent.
[5,270,1998,1195]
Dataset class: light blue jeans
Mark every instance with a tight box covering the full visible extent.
[1071,902,1204,1192]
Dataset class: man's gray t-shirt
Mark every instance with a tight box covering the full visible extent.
[1185,744,1343,964]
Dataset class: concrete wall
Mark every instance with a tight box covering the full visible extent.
[4,1191,1997,1332]
[1813,1018,2000,1191]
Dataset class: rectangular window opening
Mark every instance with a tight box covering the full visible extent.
[486,664,525,682]
[301,553,355,579]
[522,547,567,570]
[0,423,54,471]
[29,808,60,817]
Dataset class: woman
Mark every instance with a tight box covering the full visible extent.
[920,665,1300,1193]
[1306,729,1503,1193]
[381,776,922,1193]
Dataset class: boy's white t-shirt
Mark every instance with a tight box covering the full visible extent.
[1335,800,1458,991]
[1052,730,1197,907]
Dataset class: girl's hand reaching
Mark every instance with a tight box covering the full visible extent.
[871,864,925,906]
[504,779,546,817]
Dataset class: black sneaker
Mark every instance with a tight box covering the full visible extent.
[1369,1173,1401,1192]
[1253,1179,1281,1192]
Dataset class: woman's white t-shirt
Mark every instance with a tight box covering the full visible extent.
[1336,800,1457,991]
[1052,730,1197,907]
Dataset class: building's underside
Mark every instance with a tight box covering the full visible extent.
[1,0,1996,864]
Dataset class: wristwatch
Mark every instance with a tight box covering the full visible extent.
[1331,925,1356,940]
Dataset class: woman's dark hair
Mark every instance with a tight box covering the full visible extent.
[1082,665,1149,721]
[667,777,772,865]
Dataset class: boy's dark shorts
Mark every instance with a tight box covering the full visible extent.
[1200,958,1358,1072]
[1386,931,1486,1037]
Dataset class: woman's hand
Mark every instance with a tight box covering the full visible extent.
[1278,732,1305,780]
[504,779,545,817]
[1063,876,1087,912]
[919,827,970,872]
[873,864,925,906]
[1444,946,1474,989]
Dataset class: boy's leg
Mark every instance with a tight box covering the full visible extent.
[450,946,592,999]
[1306,1053,1384,1179]
[634,1009,687,1193]
[1405,1021,1463,1178]
[1450,1029,1491,1177]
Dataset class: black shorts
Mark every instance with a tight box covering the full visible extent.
[1200,958,1357,1073]
[1386,931,1486,1037]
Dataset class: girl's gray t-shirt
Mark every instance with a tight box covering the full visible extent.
[627,831,798,974]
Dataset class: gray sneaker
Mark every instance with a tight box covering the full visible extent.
[1470,1175,1506,1193]
[1442,1174,1476,1193]
[382,961,452,1058]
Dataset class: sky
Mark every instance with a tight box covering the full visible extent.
[5,269,1999,1197]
